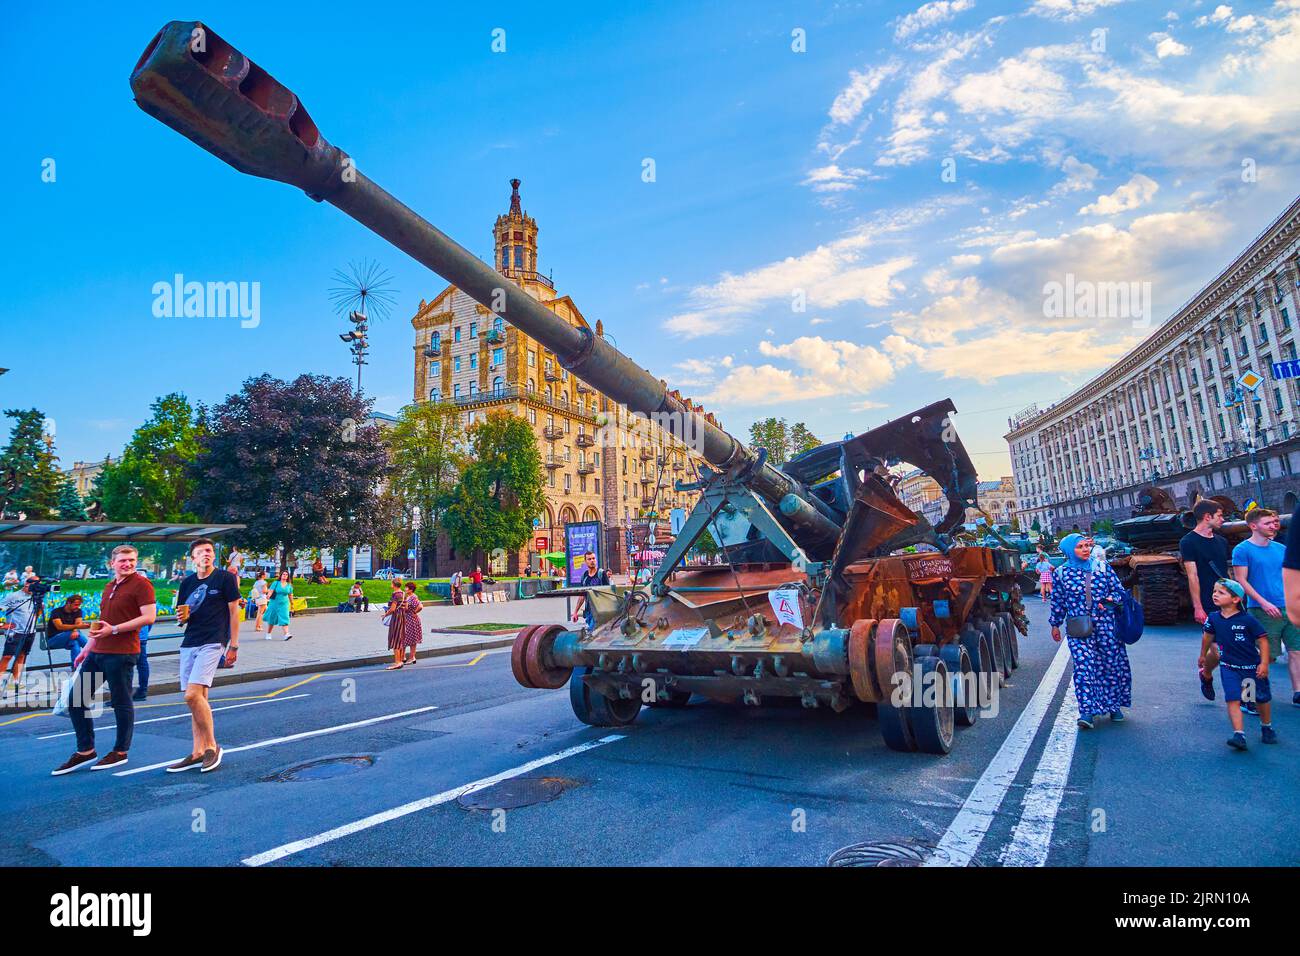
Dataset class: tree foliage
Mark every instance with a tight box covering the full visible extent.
[56,477,88,520]
[99,393,208,521]
[0,409,62,519]
[747,417,820,465]
[187,374,388,569]
[444,411,545,559]
[387,401,466,571]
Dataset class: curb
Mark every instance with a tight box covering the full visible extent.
[0,637,517,715]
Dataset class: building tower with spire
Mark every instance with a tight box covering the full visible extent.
[494,178,540,279]
[407,179,711,576]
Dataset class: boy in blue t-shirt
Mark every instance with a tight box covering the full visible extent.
[1199,579,1277,750]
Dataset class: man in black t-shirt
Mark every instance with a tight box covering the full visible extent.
[167,538,241,774]
[46,595,89,667]
[570,552,610,631]
[1179,500,1232,625]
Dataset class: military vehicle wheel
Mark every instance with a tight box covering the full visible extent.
[978,621,1005,682]
[940,643,978,727]
[960,629,994,711]
[569,666,597,724]
[523,624,572,689]
[589,689,642,726]
[874,619,916,752]
[511,625,541,688]
[999,616,1020,670]
[909,657,955,755]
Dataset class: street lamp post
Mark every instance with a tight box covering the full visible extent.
[339,310,368,396]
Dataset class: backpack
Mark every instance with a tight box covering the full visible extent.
[1113,590,1144,645]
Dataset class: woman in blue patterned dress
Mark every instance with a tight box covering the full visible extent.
[1049,533,1133,729]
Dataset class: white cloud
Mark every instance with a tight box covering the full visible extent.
[803,164,871,192]
[1149,32,1189,57]
[1049,155,1100,195]
[828,63,899,126]
[702,336,916,406]
[923,328,1138,380]
[950,49,1073,119]
[894,0,976,41]
[1078,173,1159,216]
[1028,0,1126,21]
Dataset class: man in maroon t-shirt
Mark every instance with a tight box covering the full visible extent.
[52,545,157,775]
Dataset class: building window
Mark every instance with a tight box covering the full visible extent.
[431,332,440,350]
[453,384,461,398]
[469,382,477,396]
[470,321,478,339]
[454,326,462,343]
[528,350,536,367]
[527,378,535,392]
[1260,323,1269,345]
[594,479,600,494]
[454,356,462,372]
[492,348,504,367]
[430,388,440,402]
[470,354,478,370]
[528,408,536,424]
[493,376,504,395]
[430,361,441,377]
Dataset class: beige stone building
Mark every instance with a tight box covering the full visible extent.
[408,180,711,574]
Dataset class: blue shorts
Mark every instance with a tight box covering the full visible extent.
[1220,667,1272,704]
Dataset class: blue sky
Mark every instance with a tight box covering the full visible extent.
[5,0,1298,479]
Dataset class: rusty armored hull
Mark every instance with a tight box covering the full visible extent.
[130,19,1028,755]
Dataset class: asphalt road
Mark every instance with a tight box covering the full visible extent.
[3,598,1297,867]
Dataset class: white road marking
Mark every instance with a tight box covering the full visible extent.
[999,683,1080,867]
[114,705,438,776]
[35,694,311,740]
[924,641,1071,867]
[241,733,626,867]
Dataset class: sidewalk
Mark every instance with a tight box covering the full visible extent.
[2,594,575,713]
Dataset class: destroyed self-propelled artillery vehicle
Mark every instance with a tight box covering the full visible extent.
[130,19,1030,754]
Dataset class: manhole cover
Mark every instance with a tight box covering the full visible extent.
[457,776,581,810]
[263,755,375,782]
[827,839,977,867]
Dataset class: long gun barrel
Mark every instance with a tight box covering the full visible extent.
[130,20,843,553]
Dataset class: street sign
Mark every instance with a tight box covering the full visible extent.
[407,549,416,559]
[534,536,547,551]
[532,517,541,528]
[1271,359,1300,381]
[1238,369,1263,391]
[670,507,685,535]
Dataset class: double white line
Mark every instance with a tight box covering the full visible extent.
[926,641,1079,867]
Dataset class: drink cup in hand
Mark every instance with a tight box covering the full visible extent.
[177,603,191,624]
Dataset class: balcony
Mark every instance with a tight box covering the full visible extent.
[544,369,561,382]
[423,343,441,357]
[500,268,555,290]
[575,433,595,447]
[639,474,653,484]
[671,460,684,471]
[486,329,505,345]
[575,380,590,393]
[577,461,596,475]
[641,495,657,507]
[544,454,569,470]
[542,425,563,440]
[639,447,654,460]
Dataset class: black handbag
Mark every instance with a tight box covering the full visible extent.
[1064,572,1094,638]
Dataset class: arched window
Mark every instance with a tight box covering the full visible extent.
[527,378,535,392]
[492,377,504,395]
[493,316,504,334]
[429,388,440,402]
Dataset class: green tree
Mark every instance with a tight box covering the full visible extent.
[388,401,466,573]
[99,393,208,521]
[187,374,389,570]
[748,417,790,464]
[789,422,821,457]
[82,456,113,520]
[55,477,88,520]
[0,409,62,519]
[444,411,545,560]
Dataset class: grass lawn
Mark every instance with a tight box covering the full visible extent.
[32,577,448,614]
[440,622,527,632]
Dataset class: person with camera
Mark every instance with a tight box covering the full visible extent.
[0,576,42,694]
[46,593,89,669]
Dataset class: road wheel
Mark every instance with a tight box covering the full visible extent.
[569,666,597,724]
[978,621,1005,682]
[646,682,692,708]
[873,619,916,752]
[960,628,994,712]
[523,624,572,690]
[999,616,1020,670]
[940,643,977,727]
[589,689,642,726]
[511,625,540,688]
[910,657,955,755]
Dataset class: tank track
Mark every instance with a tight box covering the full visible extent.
[1131,564,1183,625]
